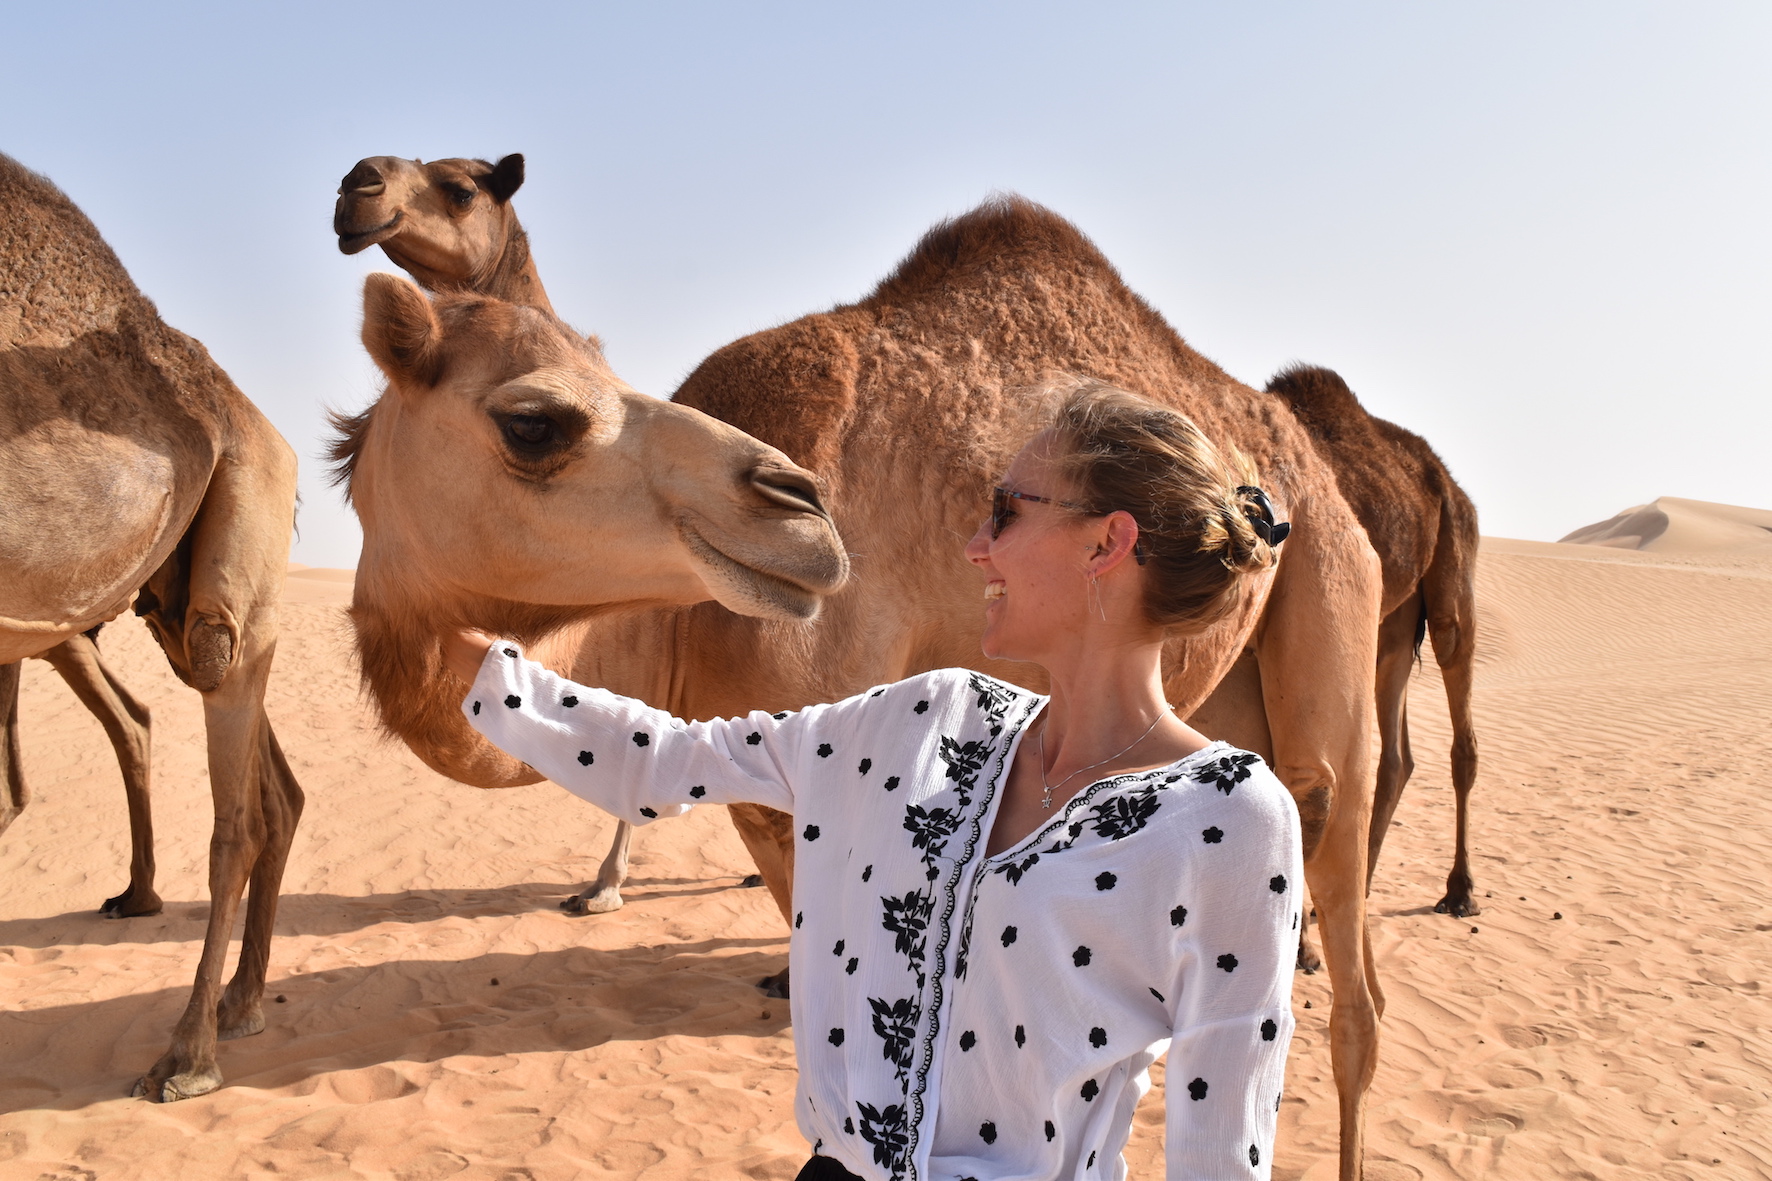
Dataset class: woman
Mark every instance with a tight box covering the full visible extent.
[445,383,1303,1180]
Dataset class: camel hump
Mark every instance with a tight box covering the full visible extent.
[872,193,1122,302]
[673,313,861,478]
[0,153,150,348]
[1263,364,1374,443]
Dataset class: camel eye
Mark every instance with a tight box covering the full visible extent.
[447,185,475,207]
[503,414,556,449]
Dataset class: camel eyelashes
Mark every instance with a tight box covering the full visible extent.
[505,414,555,446]
[446,184,476,207]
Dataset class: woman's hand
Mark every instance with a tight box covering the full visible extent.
[443,629,497,685]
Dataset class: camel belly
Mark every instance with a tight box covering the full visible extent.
[0,423,185,649]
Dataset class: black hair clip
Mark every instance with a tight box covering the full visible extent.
[1236,485,1291,546]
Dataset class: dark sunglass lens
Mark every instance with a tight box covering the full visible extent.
[991,488,1009,538]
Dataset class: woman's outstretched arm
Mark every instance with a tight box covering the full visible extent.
[455,636,814,823]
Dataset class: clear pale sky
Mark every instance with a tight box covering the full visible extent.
[5,3,1767,568]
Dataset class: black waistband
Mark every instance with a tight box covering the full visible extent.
[796,1156,863,1181]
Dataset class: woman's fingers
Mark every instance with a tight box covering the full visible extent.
[443,629,497,685]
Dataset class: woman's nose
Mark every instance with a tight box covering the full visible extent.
[963,516,994,566]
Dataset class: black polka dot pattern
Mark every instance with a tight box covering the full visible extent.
[979,1121,996,1145]
[774,711,790,719]
[504,695,521,709]
[833,940,845,956]
[804,824,821,841]
[1217,953,1239,972]
[1044,1120,1055,1142]
[1261,1018,1278,1041]
[1095,872,1117,891]
[914,700,929,714]
[861,865,872,882]
[577,750,594,766]
[1073,945,1092,967]
[1080,1078,1099,1102]
[1202,826,1224,844]
[844,956,858,974]
[858,758,872,774]
[1170,904,1188,927]
[1001,925,1017,946]
[689,784,705,798]
[829,1028,845,1046]
[639,807,657,818]
[884,776,901,791]
[561,695,578,708]
[795,912,802,929]
[1249,1145,1260,1166]
[631,732,649,747]
[746,731,762,745]
[959,1030,976,1051]
[1188,1078,1208,1101]
[1089,1026,1106,1048]
[817,743,833,758]
[1270,874,1287,893]
[471,701,481,715]
[1015,1025,1026,1048]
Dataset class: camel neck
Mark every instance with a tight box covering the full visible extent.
[480,222,555,317]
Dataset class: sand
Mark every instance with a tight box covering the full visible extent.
[3,513,1770,1179]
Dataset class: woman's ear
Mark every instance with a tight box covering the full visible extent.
[1087,511,1143,577]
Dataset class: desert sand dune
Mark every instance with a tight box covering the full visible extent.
[1560,496,1772,557]
[3,523,1770,1179]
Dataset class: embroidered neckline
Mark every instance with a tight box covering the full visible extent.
[982,737,1231,869]
[902,675,1040,1181]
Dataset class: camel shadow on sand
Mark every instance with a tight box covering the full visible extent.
[0,875,761,949]
[0,934,793,1115]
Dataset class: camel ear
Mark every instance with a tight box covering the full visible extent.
[486,154,525,204]
[362,273,444,387]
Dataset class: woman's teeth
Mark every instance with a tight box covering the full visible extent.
[984,582,1006,601]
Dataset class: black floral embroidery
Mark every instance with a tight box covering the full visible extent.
[914,700,929,714]
[1270,874,1288,893]
[688,784,705,797]
[904,803,962,857]
[1088,785,1161,840]
[1198,751,1259,795]
[1150,987,1165,1003]
[1081,1078,1099,1101]
[938,736,990,784]
[884,776,901,792]
[1095,871,1117,891]
[631,732,649,747]
[1250,1145,1260,1167]
[502,647,518,658]
[746,732,762,745]
[829,1028,845,1046]
[846,957,859,975]
[1001,925,1017,946]
[1089,1026,1107,1048]
[561,695,577,708]
[1261,1018,1278,1041]
[994,851,1040,885]
[472,701,481,715]
[638,807,657,818]
[1044,1120,1055,1141]
[804,824,821,841]
[1073,945,1093,967]
[856,1101,909,1175]
[1202,826,1224,844]
[834,940,845,956]
[1188,1078,1208,1100]
[869,996,920,1076]
[577,751,594,766]
[978,1121,997,1144]
[845,1117,855,1134]
[959,1030,976,1051]
[818,743,834,758]
[968,673,1016,737]
[859,758,872,774]
[1217,953,1239,972]
[504,695,521,709]
[880,889,934,960]
[774,710,790,719]
[862,864,873,882]
[1170,904,1187,927]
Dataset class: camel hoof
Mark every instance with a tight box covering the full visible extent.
[134,1064,223,1103]
[562,887,623,915]
[1295,939,1322,974]
[758,968,791,999]
[739,874,765,889]
[1434,894,1481,918]
[218,1008,265,1041]
[100,885,165,919]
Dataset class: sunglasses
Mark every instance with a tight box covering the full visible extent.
[990,486,1147,563]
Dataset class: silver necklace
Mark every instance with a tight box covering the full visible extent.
[1037,707,1172,810]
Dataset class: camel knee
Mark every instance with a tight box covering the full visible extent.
[1273,758,1336,861]
[188,617,236,694]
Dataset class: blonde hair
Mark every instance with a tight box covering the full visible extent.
[1048,381,1278,630]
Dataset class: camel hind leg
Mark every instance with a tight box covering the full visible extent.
[134,419,300,1101]
[0,661,23,836]
[563,821,632,914]
[1363,599,1423,892]
[1432,621,1479,917]
[40,634,161,917]
[1423,496,1480,918]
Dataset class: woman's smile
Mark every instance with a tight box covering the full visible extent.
[984,580,1006,601]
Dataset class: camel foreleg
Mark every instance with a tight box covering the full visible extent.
[563,821,632,914]
[40,635,161,917]
[0,662,24,836]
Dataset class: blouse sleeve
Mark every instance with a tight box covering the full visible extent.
[461,639,828,823]
[1161,759,1303,1180]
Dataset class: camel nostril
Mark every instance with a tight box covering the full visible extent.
[338,162,387,196]
[750,466,828,518]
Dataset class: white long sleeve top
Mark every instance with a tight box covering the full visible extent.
[464,644,1302,1181]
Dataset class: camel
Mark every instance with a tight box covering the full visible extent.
[1265,365,1480,915]
[1,152,303,1102]
[334,153,654,915]
[336,195,1386,1179]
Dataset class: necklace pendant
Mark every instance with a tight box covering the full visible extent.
[1041,790,1053,810]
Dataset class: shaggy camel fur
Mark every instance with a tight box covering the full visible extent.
[0,153,302,1102]
[337,197,1386,1179]
[1266,364,1480,916]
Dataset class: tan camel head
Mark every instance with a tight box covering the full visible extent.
[334,155,549,309]
[334,274,848,632]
